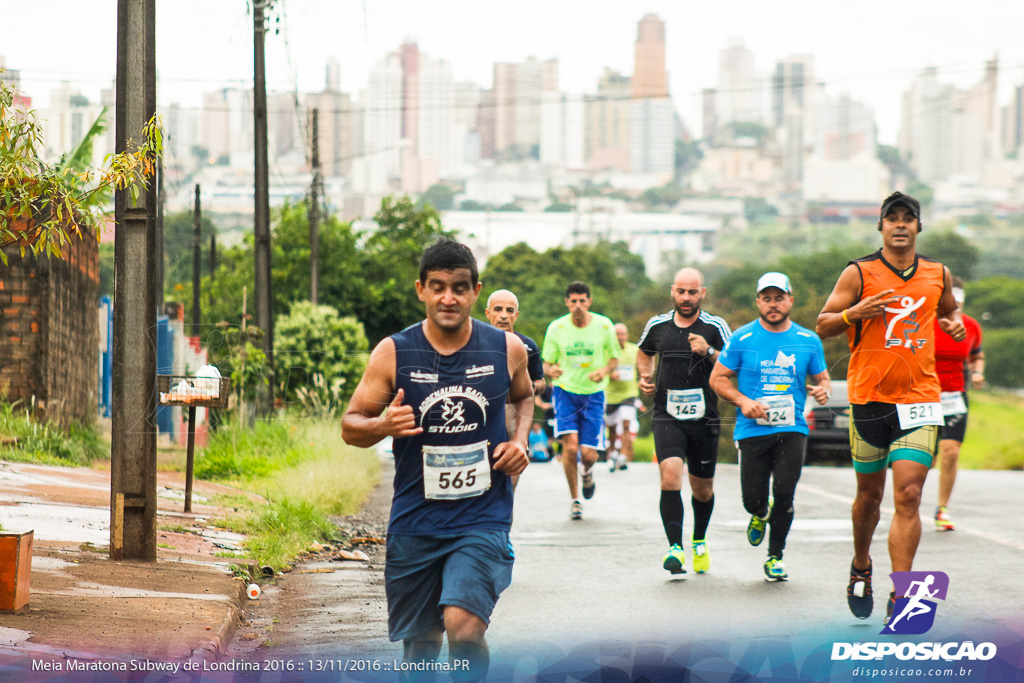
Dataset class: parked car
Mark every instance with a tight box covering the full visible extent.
[804,380,851,464]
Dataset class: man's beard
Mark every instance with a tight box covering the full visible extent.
[759,309,790,326]
[675,300,701,318]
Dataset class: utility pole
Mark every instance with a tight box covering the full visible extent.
[309,107,320,305]
[209,232,216,309]
[110,0,158,562]
[156,160,164,313]
[253,0,274,414]
[192,184,201,338]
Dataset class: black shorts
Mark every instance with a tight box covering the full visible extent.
[652,419,719,479]
[850,402,938,474]
[938,392,968,443]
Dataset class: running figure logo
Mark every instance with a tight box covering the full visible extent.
[441,398,466,427]
[883,571,949,635]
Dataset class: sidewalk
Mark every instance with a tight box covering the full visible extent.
[0,459,253,675]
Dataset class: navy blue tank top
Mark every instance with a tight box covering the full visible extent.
[389,319,513,535]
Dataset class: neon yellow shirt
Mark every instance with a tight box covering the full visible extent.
[605,342,639,405]
[541,313,619,395]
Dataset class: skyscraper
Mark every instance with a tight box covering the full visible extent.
[630,14,673,176]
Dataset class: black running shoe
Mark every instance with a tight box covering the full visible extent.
[847,559,873,619]
[883,591,897,627]
[581,468,596,500]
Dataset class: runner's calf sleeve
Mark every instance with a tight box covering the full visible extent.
[660,490,684,546]
[692,494,715,542]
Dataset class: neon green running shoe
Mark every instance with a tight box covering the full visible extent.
[692,538,710,574]
[763,556,788,582]
[747,497,773,546]
[663,544,687,575]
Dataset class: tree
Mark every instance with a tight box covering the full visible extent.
[275,302,368,415]
[0,80,160,264]
[162,210,217,296]
[675,139,703,179]
[496,202,524,212]
[421,184,455,211]
[744,197,778,223]
[544,202,573,213]
[906,181,934,208]
[918,231,980,281]
[640,184,684,211]
[459,199,490,211]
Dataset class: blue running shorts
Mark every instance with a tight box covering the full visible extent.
[552,386,606,450]
[385,530,514,642]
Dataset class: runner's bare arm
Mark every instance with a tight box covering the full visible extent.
[495,334,531,476]
[806,369,832,406]
[816,264,899,339]
[636,350,656,396]
[936,266,966,341]
[969,350,985,389]
[341,338,423,447]
[709,360,765,419]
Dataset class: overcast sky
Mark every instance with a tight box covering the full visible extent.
[4,0,1024,145]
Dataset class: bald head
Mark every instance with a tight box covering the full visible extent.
[485,289,520,331]
[614,323,628,348]
[673,267,705,288]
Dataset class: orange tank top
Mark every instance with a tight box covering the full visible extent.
[846,252,945,405]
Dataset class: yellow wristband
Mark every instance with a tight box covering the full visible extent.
[842,309,853,326]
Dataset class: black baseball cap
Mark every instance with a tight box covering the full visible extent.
[879,191,920,220]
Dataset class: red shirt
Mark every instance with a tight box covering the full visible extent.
[933,313,982,392]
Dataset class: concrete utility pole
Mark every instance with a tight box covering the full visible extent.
[309,108,320,305]
[253,0,274,414]
[209,232,216,309]
[156,160,164,313]
[110,0,158,561]
[192,184,201,338]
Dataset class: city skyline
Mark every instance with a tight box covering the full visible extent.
[4,0,1024,145]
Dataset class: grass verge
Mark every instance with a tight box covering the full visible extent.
[197,418,379,571]
[0,401,107,466]
[959,389,1024,470]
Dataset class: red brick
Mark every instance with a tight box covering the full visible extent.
[3,308,18,316]
[10,295,28,304]
[30,322,38,333]
[9,337,20,344]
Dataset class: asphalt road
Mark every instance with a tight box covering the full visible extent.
[236,457,1024,676]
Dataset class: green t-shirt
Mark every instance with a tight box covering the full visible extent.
[541,312,619,395]
[605,342,639,405]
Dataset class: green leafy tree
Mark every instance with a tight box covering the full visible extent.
[918,231,980,281]
[977,328,1024,388]
[496,202,524,212]
[459,199,490,211]
[640,184,684,211]
[965,277,1024,329]
[0,80,161,263]
[162,210,218,297]
[275,302,368,415]
[544,202,573,212]
[906,181,934,208]
[675,139,703,178]
[421,184,455,211]
[744,197,779,223]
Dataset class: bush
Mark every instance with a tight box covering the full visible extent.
[980,328,1024,388]
[275,302,368,417]
[195,419,302,480]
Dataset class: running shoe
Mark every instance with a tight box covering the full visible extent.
[617,457,628,471]
[846,559,873,619]
[662,544,687,575]
[883,591,897,628]
[763,556,788,581]
[934,506,955,531]
[581,468,596,499]
[692,538,710,574]
[746,497,773,546]
[609,453,619,473]
[570,500,583,521]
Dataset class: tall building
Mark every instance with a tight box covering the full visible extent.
[1004,83,1024,158]
[418,55,456,179]
[453,81,482,170]
[306,85,356,178]
[586,68,631,171]
[362,53,403,188]
[771,55,817,190]
[492,57,559,158]
[540,91,585,169]
[630,14,674,176]
[716,40,766,131]
[39,82,107,165]
[814,94,874,161]
[201,88,253,171]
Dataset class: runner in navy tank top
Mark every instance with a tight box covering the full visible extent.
[343,239,533,682]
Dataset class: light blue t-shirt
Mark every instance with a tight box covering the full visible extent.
[719,320,828,441]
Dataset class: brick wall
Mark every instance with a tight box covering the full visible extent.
[0,233,99,428]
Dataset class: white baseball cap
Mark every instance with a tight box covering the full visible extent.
[756,272,792,294]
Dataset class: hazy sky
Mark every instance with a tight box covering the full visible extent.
[4,0,1024,145]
